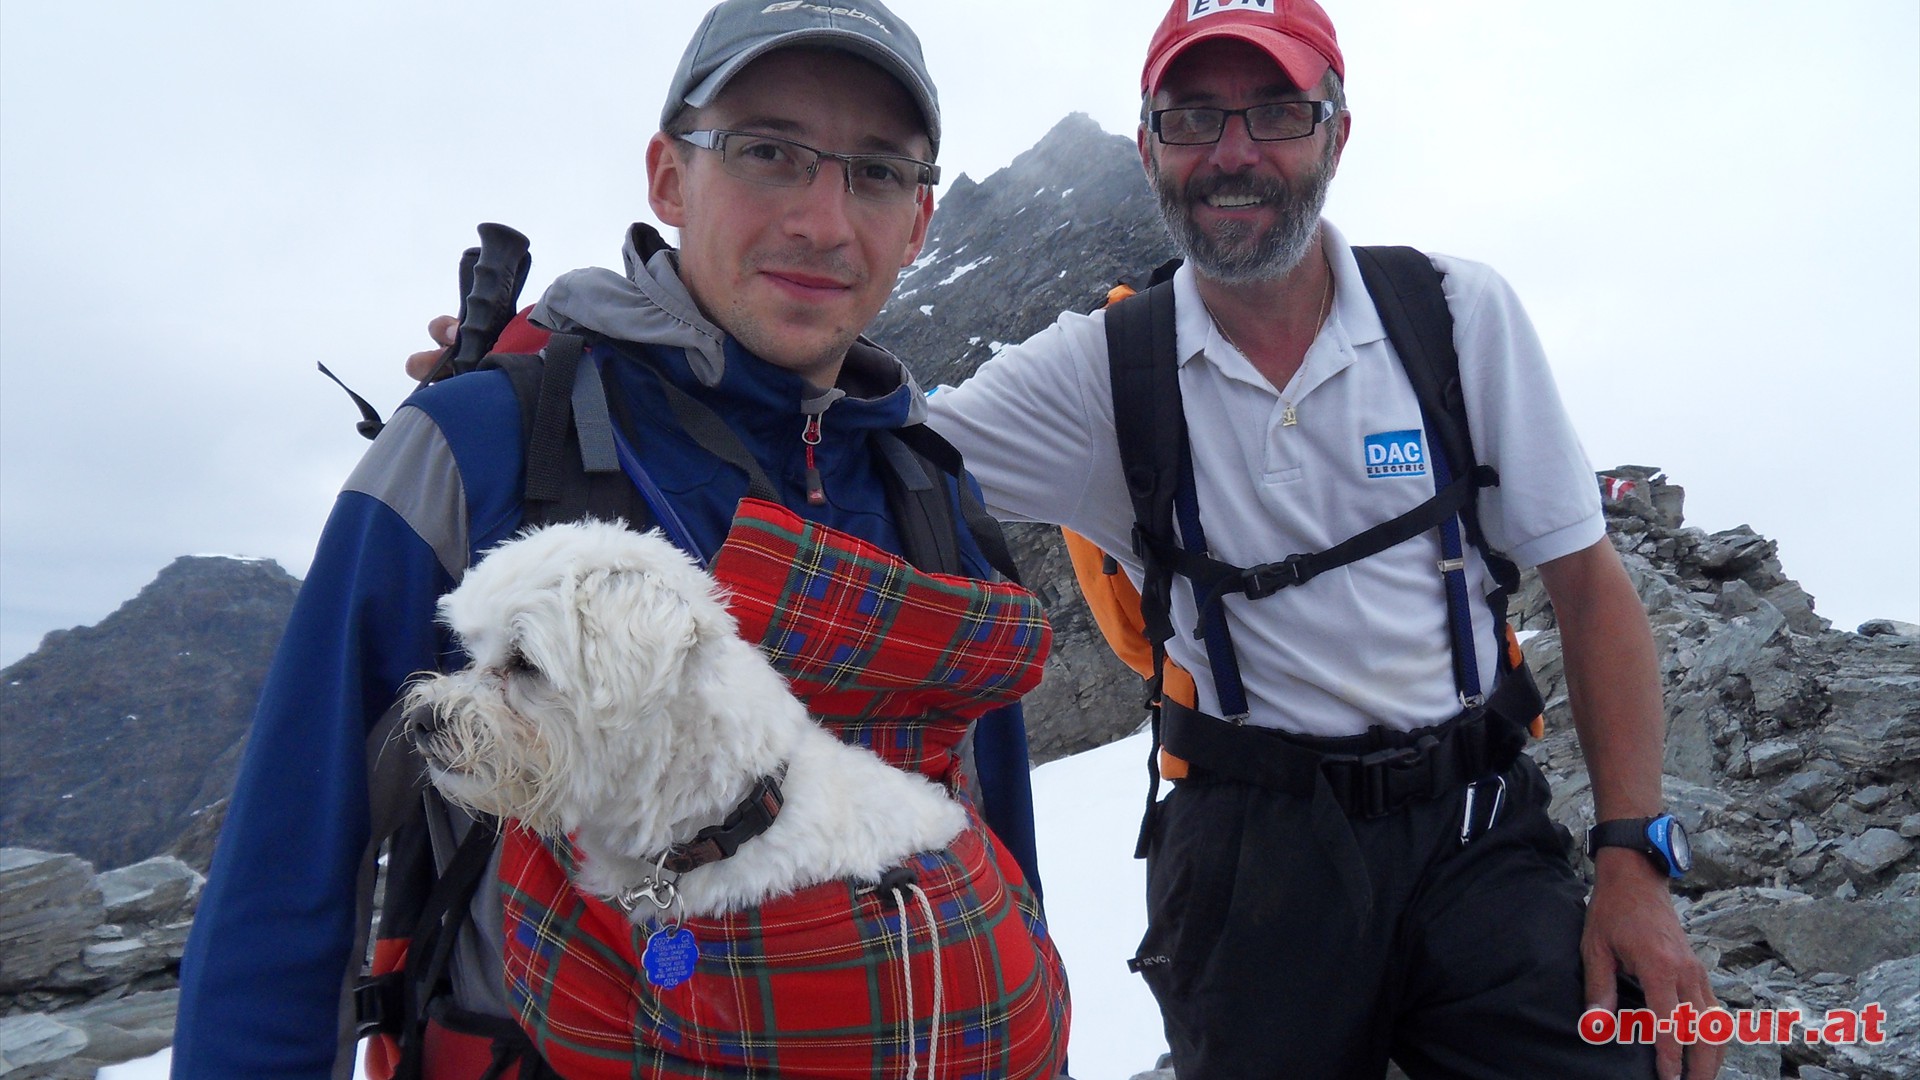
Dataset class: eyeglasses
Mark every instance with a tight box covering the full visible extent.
[1148,101,1337,145]
[677,130,941,205]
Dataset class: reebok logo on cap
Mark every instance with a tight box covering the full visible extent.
[761,1,894,33]
[1188,0,1275,22]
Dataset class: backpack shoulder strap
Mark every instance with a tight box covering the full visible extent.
[1350,245,1515,590]
[1103,278,1184,653]
[886,424,1024,584]
[484,336,649,531]
[1350,246,1476,493]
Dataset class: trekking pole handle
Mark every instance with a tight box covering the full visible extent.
[450,222,532,372]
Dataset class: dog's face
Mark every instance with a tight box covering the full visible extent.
[405,521,740,835]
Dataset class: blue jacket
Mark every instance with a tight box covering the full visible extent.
[173,231,1041,1078]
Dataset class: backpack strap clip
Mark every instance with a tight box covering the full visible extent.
[1239,554,1313,600]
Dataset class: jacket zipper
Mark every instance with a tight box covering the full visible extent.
[802,413,826,506]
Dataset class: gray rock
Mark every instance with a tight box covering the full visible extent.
[1818,955,1920,1080]
[1754,897,1920,977]
[0,849,104,993]
[1721,1039,1782,1080]
[1693,527,1776,578]
[1850,785,1895,812]
[0,1013,87,1072]
[1770,767,1844,813]
[62,989,179,1069]
[1899,813,1920,839]
[95,855,202,926]
[1747,737,1804,777]
[1836,830,1914,878]
[1819,667,1920,774]
[1684,887,1816,945]
[1857,619,1920,638]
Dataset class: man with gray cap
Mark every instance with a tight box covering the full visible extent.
[173,2,1057,1077]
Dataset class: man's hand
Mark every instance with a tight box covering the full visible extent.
[406,315,459,381]
[1583,848,1723,1080]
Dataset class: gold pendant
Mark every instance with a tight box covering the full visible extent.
[1281,403,1298,427]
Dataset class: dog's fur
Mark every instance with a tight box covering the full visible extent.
[405,520,967,919]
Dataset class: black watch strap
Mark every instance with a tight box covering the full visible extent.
[1586,817,1656,859]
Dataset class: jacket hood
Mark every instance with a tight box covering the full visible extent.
[531,223,927,423]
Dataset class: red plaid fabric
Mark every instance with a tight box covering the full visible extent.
[709,499,1051,787]
[500,814,1069,1079]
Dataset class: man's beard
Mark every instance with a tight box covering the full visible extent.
[1152,139,1336,284]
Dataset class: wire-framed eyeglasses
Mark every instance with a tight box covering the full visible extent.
[1148,101,1338,145]
[677,130,941,205]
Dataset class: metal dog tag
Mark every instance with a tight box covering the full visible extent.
[642,924,699,989]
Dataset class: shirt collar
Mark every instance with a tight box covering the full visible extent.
[1167,219,1383,391]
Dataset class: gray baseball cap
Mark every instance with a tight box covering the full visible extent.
[664,0,941,156]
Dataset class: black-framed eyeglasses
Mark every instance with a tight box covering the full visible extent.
[677,129,940,205]
[1148,101,1338,145]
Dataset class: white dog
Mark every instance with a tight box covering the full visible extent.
[404,520,967,919]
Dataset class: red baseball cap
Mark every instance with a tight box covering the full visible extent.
[1142,0,1345,100]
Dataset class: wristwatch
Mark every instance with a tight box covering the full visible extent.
[1585,815,1691,879]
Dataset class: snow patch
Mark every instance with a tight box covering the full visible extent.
[918,305,933,316]
[938,256,992,286]
[898,248,941,280]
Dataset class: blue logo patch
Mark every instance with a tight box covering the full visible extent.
[1364,430,1427,479]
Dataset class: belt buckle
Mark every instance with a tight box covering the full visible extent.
[1355,737,1437,818]
[1356,745,1416,818]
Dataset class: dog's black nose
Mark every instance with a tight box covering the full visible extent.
[404,701,441,738]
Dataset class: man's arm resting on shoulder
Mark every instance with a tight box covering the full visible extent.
[1539,537,1722,1080]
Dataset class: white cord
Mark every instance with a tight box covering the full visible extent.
[912,883,943,1080]
[888,882,943,1080]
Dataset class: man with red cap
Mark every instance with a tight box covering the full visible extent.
[928,1,1723,1077]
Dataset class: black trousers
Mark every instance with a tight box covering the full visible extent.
[1133,743,1654,1079]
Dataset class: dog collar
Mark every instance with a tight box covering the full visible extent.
[662,765,788,875]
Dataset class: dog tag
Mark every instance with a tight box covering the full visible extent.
[642,925,699,989]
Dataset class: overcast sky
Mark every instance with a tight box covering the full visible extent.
[3,0,1916,667]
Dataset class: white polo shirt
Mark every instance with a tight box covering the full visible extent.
[927,222,1603,737]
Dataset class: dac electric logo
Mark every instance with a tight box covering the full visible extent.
[1189,0,1275,21]
[1364,430,1426,479]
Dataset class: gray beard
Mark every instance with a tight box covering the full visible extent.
[1153,140,1336,284]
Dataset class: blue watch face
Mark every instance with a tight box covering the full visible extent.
[1647,816,1691,878]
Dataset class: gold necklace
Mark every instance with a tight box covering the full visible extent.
[1204,262,1333,427]
[1279,266,1332,427]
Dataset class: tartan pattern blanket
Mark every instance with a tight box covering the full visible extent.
[500,815,1070,1079]
[709,499,1052,787]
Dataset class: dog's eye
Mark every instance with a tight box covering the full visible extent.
[504,650,541,678]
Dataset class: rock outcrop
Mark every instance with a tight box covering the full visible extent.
[0,555,299,872]
[1515,468,1920,1080]
[0,848,198,1076]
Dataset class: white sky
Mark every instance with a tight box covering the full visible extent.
[3,0,1917,666]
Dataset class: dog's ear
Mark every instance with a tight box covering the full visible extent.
[571,566,704,713]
